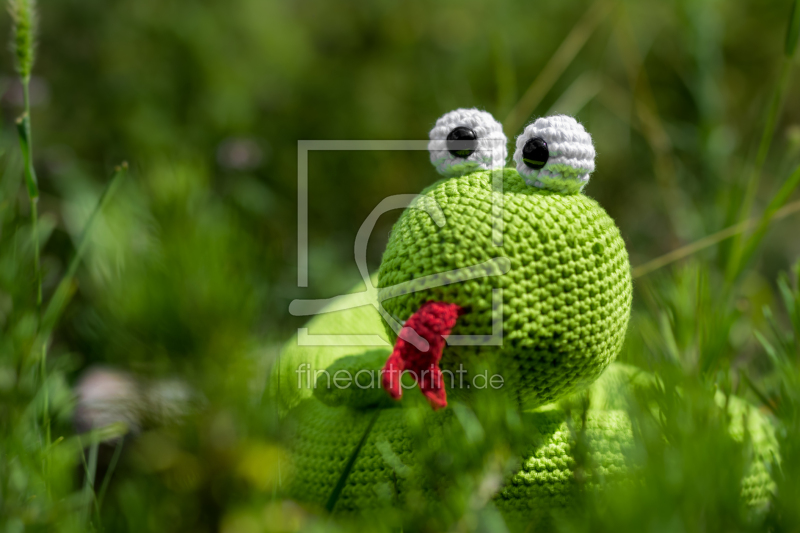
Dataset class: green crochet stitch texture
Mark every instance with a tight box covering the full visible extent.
[377,168,632,407]
[287,377,640,516]
[284,359,777,526]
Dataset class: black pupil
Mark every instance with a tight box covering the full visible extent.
[522,137,549,170]
[446,127,477,158]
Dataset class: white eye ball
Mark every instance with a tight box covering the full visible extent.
[428,108,507,177]
[513,115,595,193]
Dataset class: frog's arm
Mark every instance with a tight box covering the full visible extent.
[270,278,392,414]
[312,350,396,409]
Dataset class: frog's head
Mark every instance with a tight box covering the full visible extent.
[377,108,632,409]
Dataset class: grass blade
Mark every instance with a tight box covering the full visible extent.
[546,71,602,116]
[734,163,800,279]
[15,114,38,199]
[502,0,612,135]
[39,163,128,336]
[80,438,100,527]
[727,14,797,280]
[97,439,124,511]
[786,0,800,57]
[777,275,799,334]
[740,370,777,415]
[632,198,800,278]
[10,0,46,482]
[325,410,381,512]
[614,8,688,240]
[30,163,128,468]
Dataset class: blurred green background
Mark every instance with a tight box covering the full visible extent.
[1,0,800,531]
[11,0,800,303]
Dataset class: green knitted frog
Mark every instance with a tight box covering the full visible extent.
[377,110,630,411]
[276,109,776,527]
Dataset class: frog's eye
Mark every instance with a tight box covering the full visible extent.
[428,108,507,177]
[513,115,595,194]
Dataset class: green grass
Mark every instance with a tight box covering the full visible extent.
[1,0,800,531]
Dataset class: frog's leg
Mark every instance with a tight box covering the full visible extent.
[286,400,434,514]
[495,409,636,531]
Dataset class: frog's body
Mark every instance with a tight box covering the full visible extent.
[276,111,777,527]
[288,370,639,516]
[279,298,776,525]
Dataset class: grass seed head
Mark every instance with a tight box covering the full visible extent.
[7,0,37,81]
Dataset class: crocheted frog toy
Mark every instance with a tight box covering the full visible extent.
[378,110,630,411]
[275,109,776,527]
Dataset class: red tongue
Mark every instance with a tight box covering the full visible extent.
[382,301,462,410]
